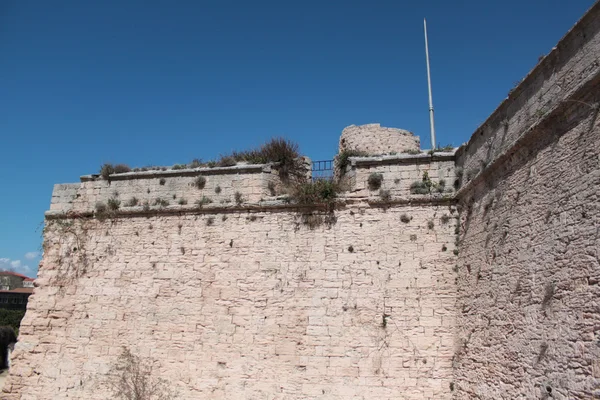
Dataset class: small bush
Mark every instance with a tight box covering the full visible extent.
[215,185,222,194]
[234,191,243,205]
[178,198,187,205]
[336,149,369,174]
[218,156,237,167]
[159,178,166,186]
[194,176,207,189]
[101,163,131,180]
[107,347,177,400]
[379,189,391,202]
[142,201,150,211]
[153,198,169,208]
[400,214,411,223]
[188,159,202,169]
[439,179,446,187]
[427,220,434,229]
[114,164,130,174]
[207,160,217,168]
[410,181,430,194]
[95,202,107,214]
[436,144,454,152]
[441,214,450,224]
[290,179,338,205]
[100,164,115,180]
[125,197,139,207]
[206,217,215,226]
[453,249,459,256]
[368,173,383,190]
[403,149,421,155]
[172,164,186,170]
[195,196,213,208]
[107,197,121,211]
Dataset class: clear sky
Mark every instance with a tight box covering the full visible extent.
[0,0,595,276]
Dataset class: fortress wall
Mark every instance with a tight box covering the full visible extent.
[342,154,456,199]
[453,3,600,398]
[455,2,600,184]
[50,164,280,214]
[339,124,420,155]
[6,202,458,400]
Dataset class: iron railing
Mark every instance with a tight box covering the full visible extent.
[311,160,334,181]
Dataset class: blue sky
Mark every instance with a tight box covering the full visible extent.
[0,0,594,276]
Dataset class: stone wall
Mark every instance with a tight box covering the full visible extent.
[339,124,420,155]
[453,2,600,398]
[340,153,456,200]
[6,202,458,399]
[50,164,280,214]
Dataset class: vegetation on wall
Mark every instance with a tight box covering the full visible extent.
[106,347,178,400]
[289,179,338,206]
[336,149,369,175]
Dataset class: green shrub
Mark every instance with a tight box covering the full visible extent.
[178,198,188,205]
[379,189,391,202]
[336,149,369,175]
[402,149,421,155]
[368,173,383,190]
[195,196,213,208]
[159,178,166,186]
[234,192,244,205]
[194,176,207,189]
[215,185,222,194]
[290,179,338,205]
[107,197,121,211]
[153,198,169,208]
[188,159,202,169]
[172,164,186,170]
[400,214,411,223]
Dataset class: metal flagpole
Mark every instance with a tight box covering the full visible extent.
[424,18,436,149]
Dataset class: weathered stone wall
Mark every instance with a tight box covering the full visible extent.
[50,164,280,214]
[340,153,456,200]
[6,202,458,399]
[453,2,600,398]
[339,124,420,155]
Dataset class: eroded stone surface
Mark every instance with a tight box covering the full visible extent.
[6,206,458,399]
[339,124,420,155]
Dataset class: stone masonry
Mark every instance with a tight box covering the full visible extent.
[4,2,600,399]
[339,124,420,155]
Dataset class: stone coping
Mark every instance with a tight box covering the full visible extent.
[348,150,457,167]
[44,194,456,220]
[80,163,275,182]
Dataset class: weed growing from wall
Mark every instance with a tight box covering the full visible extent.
[106,347,178,400]
[368,173,383,190]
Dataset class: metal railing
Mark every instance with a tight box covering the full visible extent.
[311,160,334,181]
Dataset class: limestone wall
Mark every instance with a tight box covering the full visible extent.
[453,2,600,398]
[6,202,458,399]
[340,153,456,200]
[339,124,420,155]
[50,164,280,214]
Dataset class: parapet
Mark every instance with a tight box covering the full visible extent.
[339,123,420,154]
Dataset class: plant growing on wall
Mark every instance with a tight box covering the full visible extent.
[194,176,206,189]
[336,149,369,176]
[106,347,177,400]
[368,173,383,190]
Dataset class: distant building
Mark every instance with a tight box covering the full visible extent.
[0,271,34,311]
